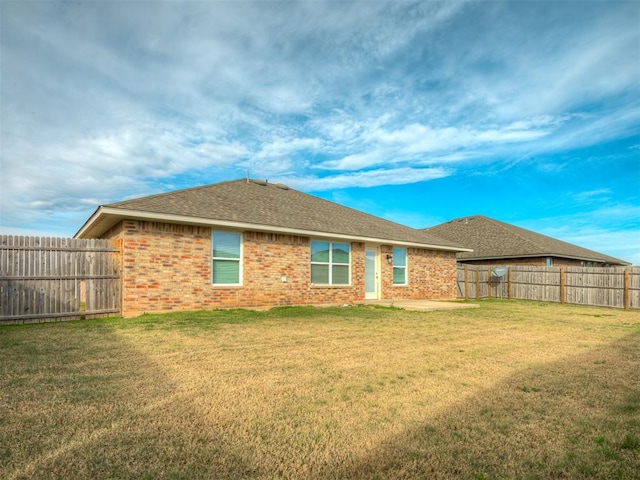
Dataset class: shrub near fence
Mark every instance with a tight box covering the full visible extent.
[457,265,640,309]
[0,236,121,323]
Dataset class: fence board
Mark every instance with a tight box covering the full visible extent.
[0,236,121,323]
[630,268,640,309]
[457,264,639,309]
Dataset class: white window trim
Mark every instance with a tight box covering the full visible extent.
[392,247,408,286]
[310,240,351,286]
[211,231,243,286]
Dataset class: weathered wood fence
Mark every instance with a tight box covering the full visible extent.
[0,236,121,323]
[457,265,640,309]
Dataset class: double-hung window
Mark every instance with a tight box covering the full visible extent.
[393,247,407,285]
[310,241,350,285]
[212,231,241,285]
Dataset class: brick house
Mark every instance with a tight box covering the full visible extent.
[76,179,469,317]
[424,215,629,268]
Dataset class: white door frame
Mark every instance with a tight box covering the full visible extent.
[364,245,380,300]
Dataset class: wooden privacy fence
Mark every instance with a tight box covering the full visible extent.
[457,265,640,309]
[0,236,121,323]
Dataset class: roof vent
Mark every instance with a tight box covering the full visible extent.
[251,179,268,186]
[274,183,289,190]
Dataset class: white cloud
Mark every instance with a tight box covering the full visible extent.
[272,166,452,191]
[0,119,248,228]
[254,137,322,161]
[570,189,613,204]
[1,0,638,241]
[318,118,557,171]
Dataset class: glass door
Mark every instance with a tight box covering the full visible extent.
[365,247,378,300]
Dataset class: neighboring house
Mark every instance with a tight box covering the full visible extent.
[424,215,630,268]
[76,179,469,317]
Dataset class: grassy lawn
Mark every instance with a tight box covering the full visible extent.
[1,300,639,479]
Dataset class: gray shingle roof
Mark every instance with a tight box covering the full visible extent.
[78,179,465,250]
[424,215,629,265]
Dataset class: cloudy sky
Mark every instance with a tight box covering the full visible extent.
[1,0,639,263]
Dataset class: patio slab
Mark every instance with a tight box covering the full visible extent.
[362,299,479,312]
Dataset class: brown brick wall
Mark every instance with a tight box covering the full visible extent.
[241,232,364,308]
[116,221,211,317]
[380,246,458,301]
[103,220,457,317]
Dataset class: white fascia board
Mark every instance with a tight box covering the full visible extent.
[74,207,105,238]
[77,207,472,252]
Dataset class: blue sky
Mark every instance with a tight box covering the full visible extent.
[1,0,639,264]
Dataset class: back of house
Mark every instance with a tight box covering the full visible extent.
[77,179,469,317]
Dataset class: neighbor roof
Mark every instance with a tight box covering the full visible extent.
[424,215,629,265]
[76,179,468,251]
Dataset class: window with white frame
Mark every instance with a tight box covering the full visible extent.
[310,240,350,285]
[212,231,241,285]
[393,247,407,285]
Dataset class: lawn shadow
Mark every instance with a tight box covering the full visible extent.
[4,314,639,480]
[1,320,255,480]
[313,329,640,479]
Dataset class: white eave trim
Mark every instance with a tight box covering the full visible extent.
[76,207,472,253]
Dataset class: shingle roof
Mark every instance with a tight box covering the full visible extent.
[424,215,629,265]
[77,179,465,250]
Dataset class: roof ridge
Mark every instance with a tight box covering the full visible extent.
[107,179,245,207]
[117,178,427,233]
[485,216,608,258]
[80,177,465,249]
[422,214,628,265]
[476,216,627,263]
[481,216,547,252]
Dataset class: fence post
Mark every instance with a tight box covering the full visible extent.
[507,267,512,300]
[624,268,630,310]
[560,267,566,305]
[488,268,492,299]
[475,267,480,299]
[464,265,469,300]
[117,238,124,315]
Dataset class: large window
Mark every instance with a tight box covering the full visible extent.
[212,231,241,285]
[310,241,350,285]
[393,247,407,285]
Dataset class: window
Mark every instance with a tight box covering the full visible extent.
[546,257,553,268]
[212,231,241,285]
[310,241,350,285]
[393,247,407,285]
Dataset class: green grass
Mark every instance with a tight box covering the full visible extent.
[1,300,639,479]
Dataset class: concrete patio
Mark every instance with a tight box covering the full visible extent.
[363,299,479,312]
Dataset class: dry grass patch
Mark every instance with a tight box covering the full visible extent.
[1,301,638,479]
